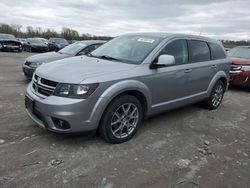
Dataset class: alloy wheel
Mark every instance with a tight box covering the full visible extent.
[211,84,224,107]
[111,103,139,139]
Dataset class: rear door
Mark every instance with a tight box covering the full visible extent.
[186,40,215,95]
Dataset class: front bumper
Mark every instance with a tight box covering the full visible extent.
[1,45,22,51]
[31,46,49,52]
[25,83,101,133]
[22,65,36,79]
[229,70,250,87]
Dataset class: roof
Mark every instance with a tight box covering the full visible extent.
[78,40,107,44]
[123,32,221,44]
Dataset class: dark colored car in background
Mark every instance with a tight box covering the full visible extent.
[0,33,22,52]
[36,38,49,45]
[48,38,69,51]
[22,40,106,79]
[23,38,49,52]
[17,38,27,45]
[68,40,78,44]
[228,46,250,87]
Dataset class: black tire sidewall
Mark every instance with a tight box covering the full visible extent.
[100,95,143,144]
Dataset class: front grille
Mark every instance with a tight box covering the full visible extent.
[32,74,58,97]
[41,78,58,87]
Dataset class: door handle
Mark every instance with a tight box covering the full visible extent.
[211,65,217,69]
[184,69,192,73]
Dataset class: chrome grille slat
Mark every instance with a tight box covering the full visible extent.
[32,74,58,97]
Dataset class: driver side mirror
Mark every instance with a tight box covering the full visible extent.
[158,55,175,66]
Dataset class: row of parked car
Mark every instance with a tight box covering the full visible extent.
[22,32,249,144]
[0,33,71,52]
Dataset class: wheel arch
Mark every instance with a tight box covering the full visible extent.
[206,71,228,97]
[89,80,152,129]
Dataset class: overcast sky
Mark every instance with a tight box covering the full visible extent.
[0,0,250,40]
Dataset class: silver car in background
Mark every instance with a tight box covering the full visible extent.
[25,33,229,143]
[22,40,105,79]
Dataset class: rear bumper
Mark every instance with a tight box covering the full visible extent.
[25,83,101,133]
[229,71,250,87]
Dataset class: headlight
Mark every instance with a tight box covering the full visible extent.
[53,83,99,98]
[241,65,250,71]
[29,62,44,68]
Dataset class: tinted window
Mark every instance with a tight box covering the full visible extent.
[188,40,210,62]
[0,34,15,40]
[209,43,226,59]
[160,39,188,64]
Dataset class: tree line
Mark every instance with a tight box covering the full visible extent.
[221,40,250,48]
[0,23,112,41]
[1,23,250,47]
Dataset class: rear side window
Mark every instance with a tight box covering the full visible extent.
[188,40,210,63]
[160,39,188,64]
[209,43,226,60]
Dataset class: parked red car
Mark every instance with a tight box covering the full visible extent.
[228,46,250,87]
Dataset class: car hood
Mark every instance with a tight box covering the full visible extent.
[230,58,250,65]
[36,56,137,83]
[26,52,71,63]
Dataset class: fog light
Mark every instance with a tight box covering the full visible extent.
[52,117,70,130]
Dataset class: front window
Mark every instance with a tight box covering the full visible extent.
[0,34,15,40]
[58,42,87,55]
[91,35,162,64]
[51,39,68,45]
[27,38,44,44]
[228,47,250,59]
[159,39,188,64]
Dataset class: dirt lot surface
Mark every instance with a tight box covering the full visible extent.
[0,52,249,188]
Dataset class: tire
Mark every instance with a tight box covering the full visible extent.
[99,95,143,144]
[203,80,225,110]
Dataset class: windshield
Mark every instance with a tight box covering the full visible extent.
[228,47,250,59]
[91,35,162,64]
[37,38,48,43]
[58,42,87,55]
[51,38,68,44]
[0,34,15,40]
[27,38,44,44]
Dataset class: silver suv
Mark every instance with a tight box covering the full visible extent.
[25,33,229,143]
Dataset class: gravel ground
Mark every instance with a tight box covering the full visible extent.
[0,52,249,188]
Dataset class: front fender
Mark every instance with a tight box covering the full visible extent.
[89,80,152,129]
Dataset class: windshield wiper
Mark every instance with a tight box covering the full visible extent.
[98,55,120,61]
